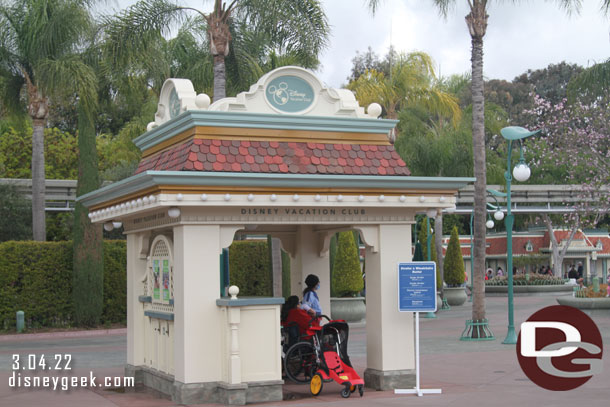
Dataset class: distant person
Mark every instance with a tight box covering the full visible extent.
[577,262,583,279]
[486,268,493,280]
[496,267,504,277]
[568,265,578,279]
[539,265,546,275]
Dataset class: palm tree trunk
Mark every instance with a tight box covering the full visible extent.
[468,2,488,330]
[213,55,226,102]
[31,118,46,241]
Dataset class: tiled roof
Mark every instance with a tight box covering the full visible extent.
[136,138,410,176]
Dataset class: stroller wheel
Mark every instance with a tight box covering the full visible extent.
[358,385,364,397]
[341,387,351,398]
[310,373,323,396]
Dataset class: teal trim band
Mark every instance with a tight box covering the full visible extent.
[76,171,475,208]
[134,110,398,152]
[216,297,285,307]
[138,296,152,303]
[144,311,174,321]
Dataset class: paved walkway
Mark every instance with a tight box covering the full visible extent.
[1,295,608,406]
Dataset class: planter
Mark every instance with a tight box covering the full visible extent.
[485,285,573,295]
[556,296,610,310]
[444,287,467,306]
[330,297,366,322]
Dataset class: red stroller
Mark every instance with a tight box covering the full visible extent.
[309,321,364,398]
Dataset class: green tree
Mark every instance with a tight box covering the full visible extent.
[105,0,330,102]
[331,231,363,297]
[347,51,461,123]
[0,0,97,240]
[72,103,104,326]
[0,184,32,241]
[443,226,465,287]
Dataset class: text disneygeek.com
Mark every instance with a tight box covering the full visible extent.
[8,354,134,391]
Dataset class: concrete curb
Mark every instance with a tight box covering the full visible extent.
[0,327,126,342]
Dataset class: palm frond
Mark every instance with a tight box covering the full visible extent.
[567,59,610,99]
[36,56,98,115]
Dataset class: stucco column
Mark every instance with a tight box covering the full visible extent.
[173,224,226,386]
[291,226,331,316]
[362,224,415,390]
[126,232,148,368]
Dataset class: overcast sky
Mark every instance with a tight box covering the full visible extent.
[113,0,610,88]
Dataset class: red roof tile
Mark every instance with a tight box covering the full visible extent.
[136,138,411,176]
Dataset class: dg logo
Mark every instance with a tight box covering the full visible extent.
[517,305,603,391]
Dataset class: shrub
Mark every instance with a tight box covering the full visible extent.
[229,240,272,296]
[331,231,363,297]
[485,273,564,286]
[443,226,465,287]
[417,217,441,290]
[0,240,126,331]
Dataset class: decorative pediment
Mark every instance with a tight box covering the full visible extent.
[149,79,211,129]
[207,66,379,119]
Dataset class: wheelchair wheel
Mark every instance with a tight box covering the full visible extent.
[341,386,351,398]
[284,341,318,384]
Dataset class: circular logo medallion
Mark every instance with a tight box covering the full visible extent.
[265,75,314,113]
[516,305,603,391]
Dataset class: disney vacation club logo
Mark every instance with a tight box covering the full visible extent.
[516,305,603,391]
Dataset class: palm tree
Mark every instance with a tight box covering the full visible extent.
[347,52,460,123]
[105,0,330,102]
[366,0,581,337]
[0,0,97,240]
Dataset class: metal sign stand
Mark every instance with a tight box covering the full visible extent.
[395,261,442,397]
[394,312,442,396]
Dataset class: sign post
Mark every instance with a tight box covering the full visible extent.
[395,261,442,397]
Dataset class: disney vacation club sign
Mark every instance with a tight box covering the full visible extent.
[265,75,314,113]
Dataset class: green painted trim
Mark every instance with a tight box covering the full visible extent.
[76,171,475,208]
[134,110,398,152]
[144,310,174,321]
[216,297,285,307]
[138,295,152,303]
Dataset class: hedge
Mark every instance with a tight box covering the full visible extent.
[0,240,126,331]
[229,240,273,296]
[331,232,363,297]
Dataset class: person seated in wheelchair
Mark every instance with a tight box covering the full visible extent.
[281,295,312,347]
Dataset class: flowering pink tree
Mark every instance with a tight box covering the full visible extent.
[525,94,609,276]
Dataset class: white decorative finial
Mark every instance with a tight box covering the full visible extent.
[314,194,321,202]
[399,195,407,202]
[419,195,426,203]
[224,193,231,201]
[293,194,300,201]
[358,195,365,202]
[439,196,446,203]
[228,285,239,299]
[270,194,277,202]
[146,122,157,131]
[176,193,183,201]
[337,194,344,202]
[247,193,255,201]
[195,93,211,109]
[201,193,208,201]
[367,103,382,118]
[378,195,385,202]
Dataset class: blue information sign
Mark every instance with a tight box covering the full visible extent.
[398,262,437,312]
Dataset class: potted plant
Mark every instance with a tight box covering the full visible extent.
[443,226,467,306]
[330,231,365,322]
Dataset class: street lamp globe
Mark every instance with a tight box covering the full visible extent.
[513,162,531,182]
[486,219,495,229]
[494,210,505,221]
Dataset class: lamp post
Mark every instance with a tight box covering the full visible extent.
[499,126,540,345]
